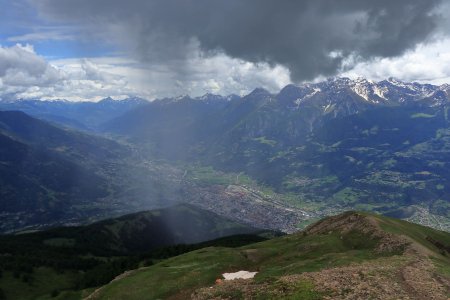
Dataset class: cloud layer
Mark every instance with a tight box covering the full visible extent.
[0,44,291,101]
[0,44,62,98]
[0,44,133,101]
[342,38,450,84]
[1,1,450,100]
[32,0,444,82]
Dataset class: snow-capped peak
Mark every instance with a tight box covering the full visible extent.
[277,77,448,107]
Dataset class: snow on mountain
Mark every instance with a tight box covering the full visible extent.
[3,78,447,110]
[195,93,239,103]
[277,77,448,108]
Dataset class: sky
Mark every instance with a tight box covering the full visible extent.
[1,0,450,101]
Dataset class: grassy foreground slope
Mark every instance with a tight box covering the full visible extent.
[90,212,450,300]
[0,204,270,300]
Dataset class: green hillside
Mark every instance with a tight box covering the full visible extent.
[88,212,450,299]
[0,204,269,300]
[0,110,129,232]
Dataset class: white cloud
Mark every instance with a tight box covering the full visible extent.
[134,51,291,97]
[0,44,63,93]
[0,43,292,101]
[7,38,450,102]
[7,30,74,42]
[341,38,450,85]
[0,44,133,101]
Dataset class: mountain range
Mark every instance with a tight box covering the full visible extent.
[2,77,450,298]
[0,97,148,131]
[100,78,450,230]
[1,77,450,234]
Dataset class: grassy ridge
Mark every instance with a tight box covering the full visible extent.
[94,229,386,298]
[92,212,450,299]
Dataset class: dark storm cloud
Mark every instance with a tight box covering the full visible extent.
[31,0,444,81]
